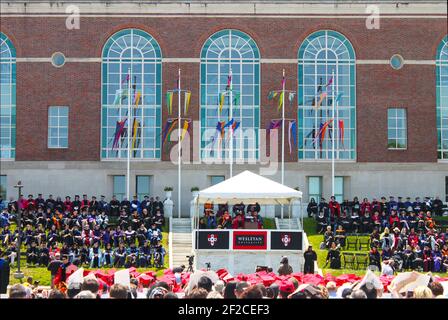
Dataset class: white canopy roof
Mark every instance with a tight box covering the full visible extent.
[196,170,302,205]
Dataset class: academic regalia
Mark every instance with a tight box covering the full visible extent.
[0,258,10,294]
[109,199,120,216]
[326,248,341,269]
[304,249,317,274]
[113,247,127,267]
[89,246,103,268]
[369,249,381,270]
[26,245,39,265]
[423,248,433,272]
[120,200,131,214]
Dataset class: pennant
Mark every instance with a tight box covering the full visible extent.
[131,118,140,150]
[277,91,284,111]
[288,121,293,154]
[233,92,240,105]
[317,85,322,93]
[166,92,173,115]
[288,92,296,104]
[314,92,327,109]
[112,120,126,150]
[335,92,343,103]
[223,118,234,129]
[133,91,141,106]
[326,76,333,87]
[291,121,297,147]
[339,119,345,147]
[218,92,226,115]
[161,121,172,145]
[113,89,128,105]
[227,75,232,89]
[305,128,316,148]
[232,121,240,135]
[184,92,191,114]
[121,74,130,85]
[163,119,178,145]
[181,120,189,141]
[281,75,286,88]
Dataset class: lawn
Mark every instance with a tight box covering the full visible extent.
[7,220,170,286]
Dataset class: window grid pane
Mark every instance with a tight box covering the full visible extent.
[308,176,322,202]
[101,29,162,160]
[387,107,407,149]
[0,33,16,159]
[437,36,448,159]
[113,175,126,201]
[136,175,150,199]
[0,175,6,199]
[48,106,69,148]
[200,30,260,162]
[298,30,356,161]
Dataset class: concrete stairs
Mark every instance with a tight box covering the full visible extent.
[169,218,194,270]
[276,218,300,230]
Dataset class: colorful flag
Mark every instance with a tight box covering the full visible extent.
[335,92,343,103]
[339,119,345,147]
[166,92,173,115]
[288,92,296,104]
[288,121,293,154]
[218,92,226,115]
[133,91,141,106]
[181,120,189,141]
[314,92,327,109]
[277,91,284,111]
[184,91,191,114]
[326,76,333,87]
[233,92,240,105]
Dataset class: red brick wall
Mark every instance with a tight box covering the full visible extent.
[1,16,446,162]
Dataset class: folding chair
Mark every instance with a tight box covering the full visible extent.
[342,252,356,270]
[355,253,369,270]
[358,237,370,251]
[345,236,358,250]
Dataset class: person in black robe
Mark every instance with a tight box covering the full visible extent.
[38,242,50,266]
[432,196,444,216]
[307,198,318,218]
[303,246,317,274]
[103,243,114,267]
[114,243,127,267]
[326,243,341,269]
[120,198,131,214]
[140,196,152,213]
[89,196,99,213]
[47,253,63,289]
[45,195,56,212]
[369,246,381,271]
[26,241,39,266]
[316,211,328,234]
[152,196,164,216]
[109,196,120,216]
[72,195,82,213]
[0,252,10,294]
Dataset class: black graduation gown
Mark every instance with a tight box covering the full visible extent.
[326,249,341,269]
[0,258,10,294]
[304,250,317,274]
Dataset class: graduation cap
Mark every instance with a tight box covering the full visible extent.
[75,195,80,198]
[100,195,105,198]
[389,196,394,199]
[92,196,97,199]
[83,194,87,197]
[398,196,402,199]
[406,197,411,200]
[28,194,33,197]
[65,196,71,199]
[144,195,149,198]
[133,195,138,198]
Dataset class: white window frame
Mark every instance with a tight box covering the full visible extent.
[387,108,407,150]
[48,106,69,149]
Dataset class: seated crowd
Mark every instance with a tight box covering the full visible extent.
[311,195,448,274]
[0,193,167,270]
[198,201,264,229]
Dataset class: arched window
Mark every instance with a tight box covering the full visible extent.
[200,29,260,161]
[0,33,16,159]
[437,35,448,160]
[101,29,162,160]
[298,30,356,160]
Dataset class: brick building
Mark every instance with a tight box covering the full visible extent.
[0,0,447,216]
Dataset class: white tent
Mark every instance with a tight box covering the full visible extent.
[196,170,302,205]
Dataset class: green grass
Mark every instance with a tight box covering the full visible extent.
[263,218,276,229]
[304,218,369,276]
[7,220,170,286]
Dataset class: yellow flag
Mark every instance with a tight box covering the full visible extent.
[184,92,191,114]
[181,120,189,141]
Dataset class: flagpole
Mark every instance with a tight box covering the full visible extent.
[281,69,285,219]
[331,69,335,198]
[178,68,182,219]
[229,67,233,178]
[126,67,131,201]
